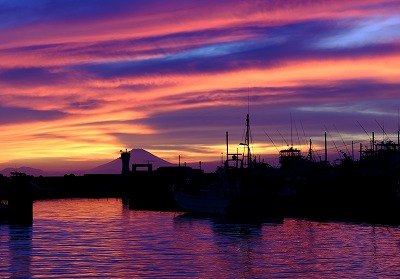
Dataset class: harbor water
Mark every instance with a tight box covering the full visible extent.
[1,199,400,278]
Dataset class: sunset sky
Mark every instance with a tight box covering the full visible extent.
[1,0,400,173]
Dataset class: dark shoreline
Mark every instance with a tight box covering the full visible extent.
[2,168,400,227]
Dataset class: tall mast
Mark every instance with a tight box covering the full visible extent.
[239,92,252,167]
[226,131,229,163]
[372,132,375,152]
[240,113,252,167]
[245,113,251,166]
[290,113,293,147]
[324,132,327,163]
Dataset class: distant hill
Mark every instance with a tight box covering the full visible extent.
[0,166,48,177]
[0,149,219,177]
[84,148,174,174]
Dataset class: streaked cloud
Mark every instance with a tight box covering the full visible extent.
[317,16,400,48]
[0,0,399,172]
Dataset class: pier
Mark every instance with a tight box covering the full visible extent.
[0,172,33,225]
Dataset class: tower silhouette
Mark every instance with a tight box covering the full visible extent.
[120,149,131,174]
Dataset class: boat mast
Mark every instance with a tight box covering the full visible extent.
[324,132,327,163]
[245,113,251,166]
[239,113,252,167]
[246,91,251,166]
[226,131,229,163]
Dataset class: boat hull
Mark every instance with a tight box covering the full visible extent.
[173,191,230,215]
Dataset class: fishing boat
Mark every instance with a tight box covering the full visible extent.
[300,130,400,223]
[172,143,240,216]
[174,178,231,215]
[173,113,281,218]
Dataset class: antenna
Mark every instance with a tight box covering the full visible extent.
[300,120,308,146]
[397,108,400,146]
[290,112,293,146]
[294,120,301,147]
[247,88,249,114]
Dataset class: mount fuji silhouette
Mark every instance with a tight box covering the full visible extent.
[0,148,218,176]
[85,148,174,174]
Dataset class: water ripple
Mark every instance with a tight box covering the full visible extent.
[1,199,400,278]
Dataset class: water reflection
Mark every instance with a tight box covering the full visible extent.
[0,223,32,278]
[173,213,400,278]
[173,213,284,279]
[211,221,264,279]
[2,199,400,278]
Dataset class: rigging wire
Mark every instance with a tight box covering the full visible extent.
[357,121,372,140]
[374,119,390,141]
[294,120,301,148]
[277,129,289,146]
[264,131,280,152]
[324,125,342,160]
[300,121,321,160]
[333,124,351,157]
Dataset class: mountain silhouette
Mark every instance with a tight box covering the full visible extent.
[0,149,219,176]
[84,148,174,174]
[0,166,48,177]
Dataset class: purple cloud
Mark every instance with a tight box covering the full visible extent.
[0,105,67,124]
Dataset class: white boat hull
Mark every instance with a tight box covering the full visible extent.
[173,191,230,215]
